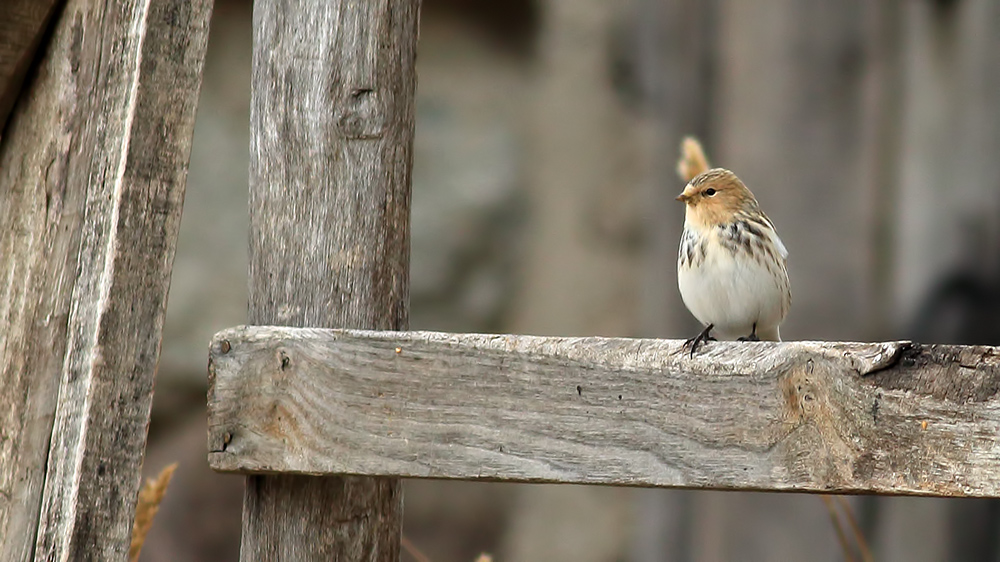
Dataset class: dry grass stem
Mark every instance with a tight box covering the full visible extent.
[836,495,873,562]
[129,463,178,562]
[399,535,492,562]
[401,535,433,562]
[821,495,856,562]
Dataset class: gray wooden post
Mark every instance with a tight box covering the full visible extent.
[0,0,212,559]
[242,0,420,559]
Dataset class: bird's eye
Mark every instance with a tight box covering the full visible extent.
[704,188,717,197]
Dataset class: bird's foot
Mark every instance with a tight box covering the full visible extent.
[737,323,760,342]
[684,324,716,357]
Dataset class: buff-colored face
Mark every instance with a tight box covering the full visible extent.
[676,168,757,228]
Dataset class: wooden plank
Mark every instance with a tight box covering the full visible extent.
[0,0,63,134]
[0,0,213,559]
[209,326,1000,497]
[244,0,419,559]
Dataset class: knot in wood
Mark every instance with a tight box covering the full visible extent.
[336,87,385,139]
[781,360,822,421]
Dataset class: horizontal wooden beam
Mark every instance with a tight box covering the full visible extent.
[207,326,1000,497]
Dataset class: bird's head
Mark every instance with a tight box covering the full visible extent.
[676,168,759,229]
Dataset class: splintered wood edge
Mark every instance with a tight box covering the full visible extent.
[207,326,1000,498]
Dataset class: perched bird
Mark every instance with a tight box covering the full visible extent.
[676,161,791,354]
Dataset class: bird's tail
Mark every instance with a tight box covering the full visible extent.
[677,136,711,182]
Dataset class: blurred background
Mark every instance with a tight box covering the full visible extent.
[139,0,1000,560]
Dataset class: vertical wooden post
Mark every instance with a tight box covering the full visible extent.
[244,0,419,559]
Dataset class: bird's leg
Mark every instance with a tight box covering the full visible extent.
[738,322,760,342]
[684,323,716,356]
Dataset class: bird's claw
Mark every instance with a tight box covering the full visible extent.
[683,324,716,357]
[737,322,760,342]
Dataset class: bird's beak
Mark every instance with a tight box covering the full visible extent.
[676,192,689,202]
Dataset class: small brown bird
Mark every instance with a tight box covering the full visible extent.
[676,149,791,353]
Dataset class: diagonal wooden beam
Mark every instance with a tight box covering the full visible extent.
[0,0,212,559]
[209,326,1000,498]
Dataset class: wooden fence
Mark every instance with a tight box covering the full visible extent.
[4,0,1000,560]
[207,0,1000,560]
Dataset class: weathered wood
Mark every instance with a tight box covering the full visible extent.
[209,326,1000,497]
[0,0,63,134]
[0,0,212,559]
[244,0,419,559]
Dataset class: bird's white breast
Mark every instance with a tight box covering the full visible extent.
[677,225,788,340]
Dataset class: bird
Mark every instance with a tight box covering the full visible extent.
[675,142,790,355]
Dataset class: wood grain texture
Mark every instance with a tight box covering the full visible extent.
[245,0,419,559]
[0,0,63,134]
[0,0,212,559]
[209,326,1000,497]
